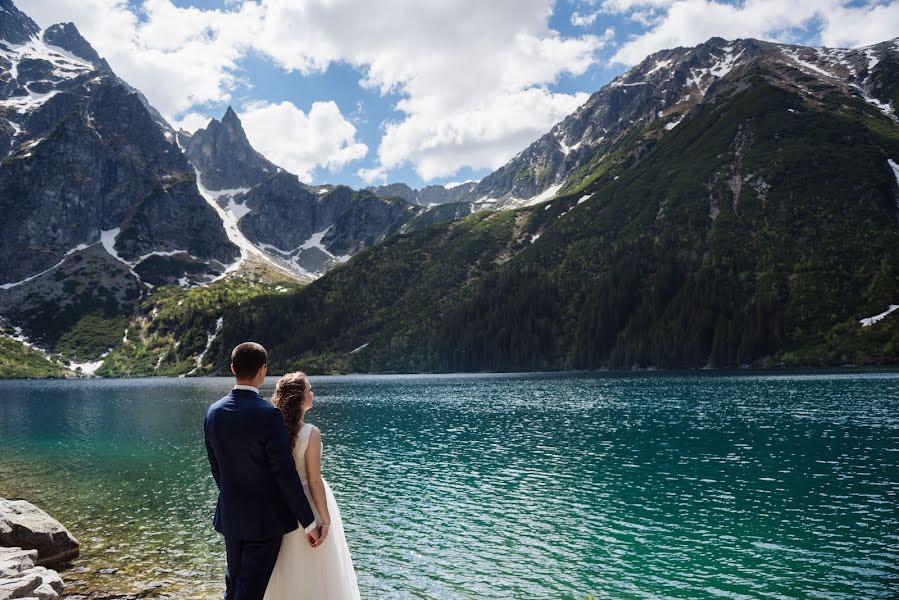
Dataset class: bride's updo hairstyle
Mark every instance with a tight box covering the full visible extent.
[272,371,309,448]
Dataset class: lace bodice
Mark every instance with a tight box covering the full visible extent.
[292,422,320,482]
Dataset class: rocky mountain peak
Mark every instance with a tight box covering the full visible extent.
[222,105,240,125]
[42,22,110,71]
[0,0,40,45]
[182,107,281,191]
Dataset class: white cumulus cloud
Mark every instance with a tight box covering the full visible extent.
[172,112,213,133]
[571,10,600,26]
[239,101,368,182]
[24,0,259,119]
[606,0,899,66]
[251,0,610,181]
[379,88,589,180]
[19,0,611,183]
[356,166,388,185]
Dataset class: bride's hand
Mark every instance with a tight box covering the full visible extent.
[306,527,321,547]
[313,523,330,547]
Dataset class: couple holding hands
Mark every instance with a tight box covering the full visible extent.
[204,342,360,599]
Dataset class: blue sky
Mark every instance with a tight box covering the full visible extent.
[22,0,899,189]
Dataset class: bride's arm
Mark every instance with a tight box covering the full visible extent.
[304,427,332,533]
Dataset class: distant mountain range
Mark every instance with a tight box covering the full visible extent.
[0,0,897,376]
[366,181,478,207]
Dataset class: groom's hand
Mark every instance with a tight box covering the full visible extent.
[306,527,321,548]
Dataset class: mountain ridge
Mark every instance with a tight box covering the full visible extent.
[0,0,897,376]
[456,35,899,208]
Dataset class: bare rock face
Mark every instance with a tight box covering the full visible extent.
[0,546,64,600]
[0,0,40,45]
[0,500,79,566]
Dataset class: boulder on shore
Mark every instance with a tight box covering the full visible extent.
[0,546,64,600]
[0,499,79,565]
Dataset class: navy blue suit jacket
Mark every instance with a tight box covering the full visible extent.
[204,388,315,540]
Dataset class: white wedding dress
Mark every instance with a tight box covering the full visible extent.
[265,422,361,600]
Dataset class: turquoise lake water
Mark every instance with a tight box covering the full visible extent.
[0,371,897,598]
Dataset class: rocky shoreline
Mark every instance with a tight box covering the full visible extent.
[0,498,78,600]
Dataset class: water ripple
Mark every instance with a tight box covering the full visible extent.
[0,371,896,598]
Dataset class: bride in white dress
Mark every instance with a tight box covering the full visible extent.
[265,372,360,600]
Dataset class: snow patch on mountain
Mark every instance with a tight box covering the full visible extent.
[257,225,349,277]
[859,304,899,327]
[204,185,251,200]
[298,227,333,252]
[864,49,880,74]
[0,36,94,115]
[780,47,836,79]
[888,160,899,214]
[186,316,223,375]
[195,169,302,282]
[888,159,899,185]
[524,183,564,207]
[1,87,61,116]
[709,46,744,78]
[610,80,649,88]
[200,185,252,221]
[349,342,370,355]
[665,116,684,130]
[0,243,91,289]
[854,87,896,120]
[99,228,123,261]
[686,46,745,95]
[67,357,104,375]
[132,249,199,264]
[226,197,251,221]
[0,323,49,357]
[777,47,896,120]
[647,59,673,76]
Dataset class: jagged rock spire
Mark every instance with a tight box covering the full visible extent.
[182,106,281,191]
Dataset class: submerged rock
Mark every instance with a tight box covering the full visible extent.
[0,499,79,565]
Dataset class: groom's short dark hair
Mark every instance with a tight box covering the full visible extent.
[231,342,267,379]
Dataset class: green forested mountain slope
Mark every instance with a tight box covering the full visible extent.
[439,82,899,370]
[203,76,899,373]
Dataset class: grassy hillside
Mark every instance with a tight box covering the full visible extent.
[98,266,305,377]
[0,333,67,378]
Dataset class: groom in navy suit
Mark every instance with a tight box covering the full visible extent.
[204,342,321,599]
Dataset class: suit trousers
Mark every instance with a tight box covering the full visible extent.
[224,535,283,600]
